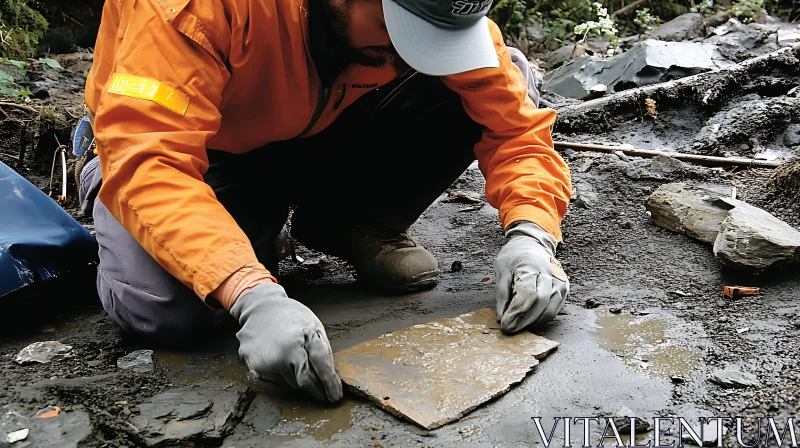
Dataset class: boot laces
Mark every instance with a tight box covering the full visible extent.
[372,228,416,251]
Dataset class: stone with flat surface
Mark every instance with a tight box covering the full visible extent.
[334,308,559,430]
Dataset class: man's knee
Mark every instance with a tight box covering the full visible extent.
[97,272,229,343]
[92,198,230,343]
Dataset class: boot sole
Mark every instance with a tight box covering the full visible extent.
[358,269,441,294]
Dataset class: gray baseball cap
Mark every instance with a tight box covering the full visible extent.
[383,0,500,76]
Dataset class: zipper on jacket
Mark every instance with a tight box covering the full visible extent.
[299,85,331,137]
[333,84,347,110]
[298,3,333,137]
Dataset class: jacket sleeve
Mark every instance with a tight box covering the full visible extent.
[89,0,260,301]
[442,20,572,241]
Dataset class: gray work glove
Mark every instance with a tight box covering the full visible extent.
[494,221,569,334]
[230,282,343,403]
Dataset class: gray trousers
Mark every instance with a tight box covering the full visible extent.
[80,49,540,343]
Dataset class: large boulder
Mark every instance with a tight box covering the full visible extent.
[543,39,734,100]
[713,198,800,271]
[651,13,707,42]
[646,183,800,272]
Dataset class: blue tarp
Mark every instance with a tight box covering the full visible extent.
[0,161,98,298]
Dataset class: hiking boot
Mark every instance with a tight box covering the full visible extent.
[291,217,440,292]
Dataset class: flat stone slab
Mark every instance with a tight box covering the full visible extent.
[130,383,253,446]
[334,308,559,430]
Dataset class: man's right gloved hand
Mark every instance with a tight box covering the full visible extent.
[229,282,343,403]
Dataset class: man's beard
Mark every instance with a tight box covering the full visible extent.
[323,0,406,70]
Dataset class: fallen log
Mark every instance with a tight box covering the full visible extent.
[554,47,799,135]
[611,0,649,17]
[554,141,783,169]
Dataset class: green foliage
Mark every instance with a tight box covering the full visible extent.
[1,56,25,74]
[731,0,766,22]
[0,64,31,99]
[633,8,658,34]
[37,56,61,69]
[0,0,48,59]
[540,2,594,42]
[690,0,716,14]
[574,2,619,49]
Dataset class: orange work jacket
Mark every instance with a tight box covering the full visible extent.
[84,0,572,303]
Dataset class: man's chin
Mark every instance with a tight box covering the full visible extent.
[351,52,410,75]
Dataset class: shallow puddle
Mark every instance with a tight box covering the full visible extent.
[595,314,700,378]
[157,350,361,441]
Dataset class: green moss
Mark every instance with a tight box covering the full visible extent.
[0,0,48,59]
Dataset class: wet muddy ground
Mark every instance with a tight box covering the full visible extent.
[1,41,799,447]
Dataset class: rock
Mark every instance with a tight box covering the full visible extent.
[584,298,601,309]
[705,19,783,62]
[5,428,29,444]
[709,368,762,388]
[450,260,463,272]
[443,190,482,204]
[777,29,800,47]
[610,308,622,314]
[625,160,664,181]
[117,349,154,373]
[29,81,52,99]
[651,13,707,42]
[130,384,254,446]
[543,39,733,100]
[574,183,598,209]
[612,406,653,433]
[577,158,594,173]
[589,84,607,96]
[543,44,590,69]
[241,395,282,434]
[650,155,687,176]
[783,124,800,147]
[334,308,559,430]
[624,156,688,181]
[645,183,733,244]
[14,341,73,365]
[712,198,800,271]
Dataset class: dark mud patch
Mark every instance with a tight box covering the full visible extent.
[553,48,800,163]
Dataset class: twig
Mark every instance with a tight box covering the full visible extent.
[17,125,27,168]
[0,102,38,113]
[554,141,783,169]
[611,0,649,17]
[61,12,85,28]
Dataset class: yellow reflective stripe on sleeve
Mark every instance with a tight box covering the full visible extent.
[106,73,190,115]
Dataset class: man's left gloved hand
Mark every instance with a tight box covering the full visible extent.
[494,221,569,334]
